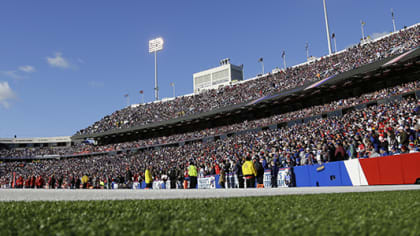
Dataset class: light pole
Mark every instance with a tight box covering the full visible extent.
[391,9,396,32]
[170,82,175,98]
[282,51,286,70]
[258,57,264,74]
[361,20,366,43]
[322,0,332,55]
[149,37,164,101]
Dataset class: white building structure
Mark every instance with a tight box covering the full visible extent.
[193,58,243,94]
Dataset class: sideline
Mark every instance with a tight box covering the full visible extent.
[0,185,419,201]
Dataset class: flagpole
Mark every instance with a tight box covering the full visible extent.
[282,51,287,70]
[258,58,264,74]
[334,37,337,53]
[361,20,365,43]
[125,94,130,107]
[139,91,144,104]
[391,9,396,32]
[171,82,175,98]
[305,42,309,60]
[322,0,332,55]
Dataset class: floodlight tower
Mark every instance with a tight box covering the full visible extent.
[149,37,164,101]
[322,0,332,55]
[391,9,396,32]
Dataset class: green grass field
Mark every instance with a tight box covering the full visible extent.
[0,190,419,235]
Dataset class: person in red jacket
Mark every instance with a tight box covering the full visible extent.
[30,176,36,188]
[16,176,24,188]
[36,176,45,189]
[24,177,31,189]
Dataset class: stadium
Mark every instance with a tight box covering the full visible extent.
[1,1,420,235]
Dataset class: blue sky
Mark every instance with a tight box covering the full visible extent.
[0,0,419,138]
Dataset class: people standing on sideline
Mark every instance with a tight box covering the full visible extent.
[188,161,198,189]
[270,160,279,188]
[242,155,256,188]
[255,156,265,187]
[145,166,153,189]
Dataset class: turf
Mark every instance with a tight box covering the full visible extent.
[0,190,419,236]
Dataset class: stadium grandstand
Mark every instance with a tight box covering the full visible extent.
[1,23,420,190]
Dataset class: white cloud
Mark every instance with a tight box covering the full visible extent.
[46,52,70,69]
[0,81,16,108]
[18,65,36,73]
[371,31,389,40]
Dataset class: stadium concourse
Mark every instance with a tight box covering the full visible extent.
[0,23,420,190]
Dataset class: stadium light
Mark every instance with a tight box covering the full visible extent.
[149,37,164,101]
[322,0,332,55]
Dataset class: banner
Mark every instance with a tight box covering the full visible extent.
[225,173,238,188]
[132,181,141,189]
[263,171,271,188]
[198,176,216,189]
[277,168,291,187]
[153,180,170,189]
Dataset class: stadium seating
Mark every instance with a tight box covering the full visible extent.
[75,24,420,136]
[1,23,419,189]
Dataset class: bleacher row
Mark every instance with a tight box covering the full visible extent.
[1,80,419,159]
[75,24,420,136]
[0,90,419,188]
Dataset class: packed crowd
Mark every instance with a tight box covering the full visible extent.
[1,96,419,189]
[76,24,420,135]
[1,80,419,159]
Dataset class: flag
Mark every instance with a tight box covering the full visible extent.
[258,57,263,62]
[170,82,174,87]
[139,90,143,94]
[332,33,335,38]
[124,94,129,98]
[361,21,366,26]
[282,51,285,58]
[391,9,394,17]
